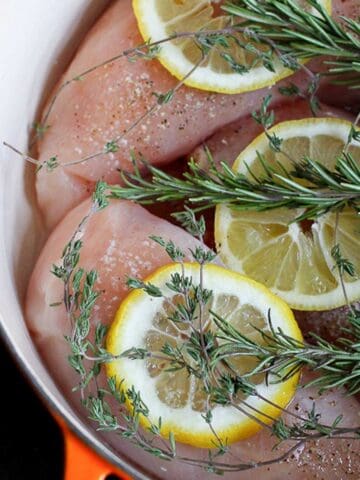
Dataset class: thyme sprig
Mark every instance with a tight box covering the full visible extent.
[53,195,360,474]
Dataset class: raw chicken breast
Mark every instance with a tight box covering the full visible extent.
[191,100,355,168]
[26,197,360,479]
[36,0,358,229]
[26,199,204,396]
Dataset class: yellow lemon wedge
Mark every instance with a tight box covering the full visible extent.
[132,0,331,94]
[107,263,302,448]
[215,118,360,311]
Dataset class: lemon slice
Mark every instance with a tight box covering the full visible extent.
[107,263,302,447]
[215,118,360,311]
[132,0,331,94]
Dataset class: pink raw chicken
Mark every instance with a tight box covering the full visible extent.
[36,0,358,230]
[26,199,360,479]
[26,199,205,395]
[191,99,355,168]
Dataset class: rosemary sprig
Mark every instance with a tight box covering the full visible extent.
[105,95,360,220]
[108,150,360,221]
[108,103,359,220]
[224,0,360,88]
